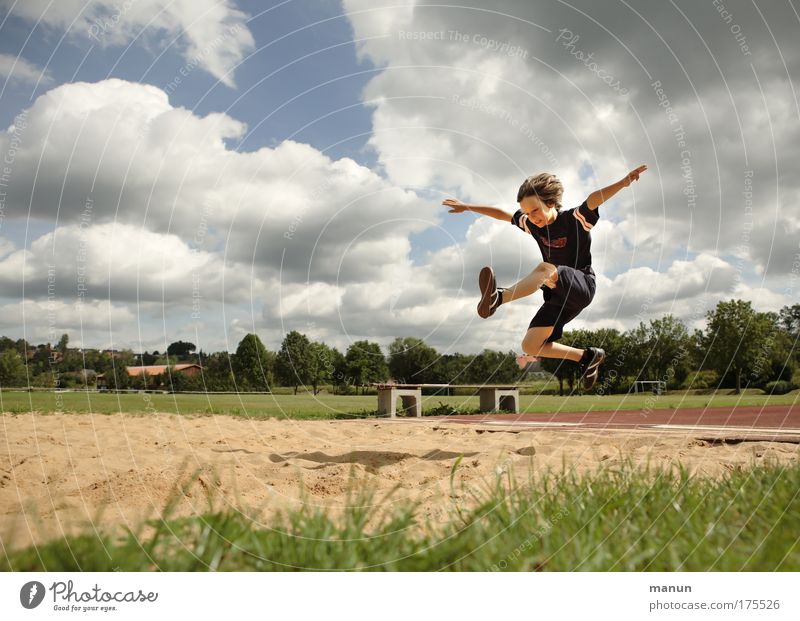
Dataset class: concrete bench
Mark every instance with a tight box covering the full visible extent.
[373,383,519,418]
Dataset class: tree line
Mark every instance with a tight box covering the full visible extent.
[0,300,797,395]
[540,300,798,395]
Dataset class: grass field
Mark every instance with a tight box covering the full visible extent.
[3,460,799,571]
[0,388,797,418]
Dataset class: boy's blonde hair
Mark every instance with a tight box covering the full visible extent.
[516,173,564,209]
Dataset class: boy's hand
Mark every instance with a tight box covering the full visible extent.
[442,198,469,213]
[620,164,648,187]
[587,165,648,210]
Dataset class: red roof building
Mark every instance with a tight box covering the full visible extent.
[126,364,202,377]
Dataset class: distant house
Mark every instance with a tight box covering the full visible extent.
[96,364,202,390]
[125,364,202,378]
[72,348,98,355]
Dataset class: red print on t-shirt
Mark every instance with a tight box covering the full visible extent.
[537,235,567,248]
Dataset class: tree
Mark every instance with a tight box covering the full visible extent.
[28,346,52,376]
[465,350,520,384]
[0,336,17,353]
[233,334,273,391]
[31,370,58,388]
[539,355,572,395]
[167,340,196,359]
[151,351,179,365]
[167,368,203,392]
[106,362,130,391]
[139,351,159,365]
[57,348,84,373]
[56,332,69,354]
[202,352,236,391]
[275,331,312,394]
[0,350,26,387]
[15,338,30,356]
[308,342,335,395]
[778,304,800,337]
[330,348,351,394]
[387,337,439,384]
[434,353,473,384]
[702,299,775,393]
[636,316,690,388]
[588,328,627,393]
[56,333,69,354]
[687,329,706,372]
[778,304,800,369]
[760,329,795,385]
[345,340,389,393]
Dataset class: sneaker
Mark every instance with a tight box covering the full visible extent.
[516,354,538,370]
[579,347,605,390]
[477,266,503,318]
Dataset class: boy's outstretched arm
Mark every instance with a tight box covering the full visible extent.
[442,198,513,222]
[586,164,648,210]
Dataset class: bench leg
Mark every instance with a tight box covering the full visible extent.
[499,394,519,414]
[479,389,498,413]
[378,388,397,418]
[401,394,422,418]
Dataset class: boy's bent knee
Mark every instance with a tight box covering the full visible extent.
[522,339,545,356]
[522,343,540,356]
[536,262,558,278]
[535,262,558,287]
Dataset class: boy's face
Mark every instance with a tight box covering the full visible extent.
[519,195,557,227]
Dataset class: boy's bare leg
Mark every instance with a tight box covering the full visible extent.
[502,262,558,304]
[521,326,583,362]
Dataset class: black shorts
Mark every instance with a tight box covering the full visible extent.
[529,266,596,343]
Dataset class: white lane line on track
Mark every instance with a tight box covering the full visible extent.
[444,421,800,437]
[651,424,800,435]
[478,421,584,427]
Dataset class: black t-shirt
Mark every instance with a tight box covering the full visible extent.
[511,200,599,272]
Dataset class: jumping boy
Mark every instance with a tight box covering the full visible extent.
[443,165,647,389]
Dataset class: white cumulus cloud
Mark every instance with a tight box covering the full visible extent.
[0,53,53,86]
[1,0,255,87]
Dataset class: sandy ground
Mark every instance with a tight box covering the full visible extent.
[2,412,799,550]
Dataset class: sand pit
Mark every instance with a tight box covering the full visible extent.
[2,412,799,550]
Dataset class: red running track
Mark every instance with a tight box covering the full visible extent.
[426,404,800,442]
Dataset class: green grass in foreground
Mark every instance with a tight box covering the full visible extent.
[0,389,797,419]
[3,460,799,571]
